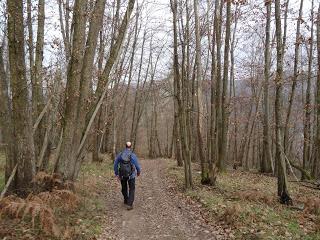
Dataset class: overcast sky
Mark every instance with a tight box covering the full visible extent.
[1,0,313,82]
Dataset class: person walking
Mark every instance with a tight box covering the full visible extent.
[114,142,141,210]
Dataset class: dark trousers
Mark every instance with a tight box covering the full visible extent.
[121,177,135,206]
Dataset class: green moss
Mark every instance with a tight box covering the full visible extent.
[287,221,301,235]
[303,232,320,240]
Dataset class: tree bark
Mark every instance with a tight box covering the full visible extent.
[303,0,313,180]
[313,4,320,179]
[7,0,36,195]
[72,0,107,170]
[284,0,304,155]
[171,0,192,188]
[220,0,231,171]
[57,0,88,179]
[215,0,223,170]
[0,44,14,184]
[33,0,46,164]
[194,0,207,184]
[261,0,273,174]
[274,0,292,205]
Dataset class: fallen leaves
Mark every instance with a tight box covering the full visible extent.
[165,159,320,239]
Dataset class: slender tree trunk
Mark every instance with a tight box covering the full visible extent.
[131,29,147,146]
[313,4,320,179]
[119,8,140,147]
[215,0,223,170]
[303,0,314,180]
[208,0,219,184]
[0,45,14,184]
[33,0,46,166]
[57,0,71,60]
[171,0,192,188]
[284,0,304,154]
[229,6,238,169]
[274,0,292,205]
[261,0,273,174]
[27,0,34,86]
[219,0,231,171]
[173,78,183,166]
[194,0,207,183]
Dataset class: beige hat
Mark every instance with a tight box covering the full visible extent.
[126,142,132,148]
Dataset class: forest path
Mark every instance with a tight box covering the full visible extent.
[98,159,216,240]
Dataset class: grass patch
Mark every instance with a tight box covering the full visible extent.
[70,154,113,238]
[166,160,320,240]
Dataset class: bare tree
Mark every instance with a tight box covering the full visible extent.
[274,0,292,205]
[261,0,273,174]
[171,0,192,188]
[284,0,304,155]
[0,42,14,184]
[313,3,320,179]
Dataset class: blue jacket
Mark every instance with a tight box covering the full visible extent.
[114,148,141,179]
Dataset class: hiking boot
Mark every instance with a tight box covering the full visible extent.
[127,205,133,211]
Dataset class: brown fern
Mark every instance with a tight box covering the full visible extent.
[0,195,60,237]
[36,190,80,211]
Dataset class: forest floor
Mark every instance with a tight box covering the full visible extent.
[98,158,320,240]
[1,154,320,239]
[166,160,320,240]
[0,152,111,240]
[98,158,223,240]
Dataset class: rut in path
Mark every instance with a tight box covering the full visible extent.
[98,159,217,240]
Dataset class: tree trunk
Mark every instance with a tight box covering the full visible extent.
[0,45,14,184]
[261,0,273,174]
[274,0,292,205]
[220,0,231,171]
[303,0,313,180]
[284,0,304,155]
[57,0,88,179]
[313,4,320,179]
[7,0,36,195]
[119,8,140,147]
[131,29,147,147]
[27,0,34,86]
[171,0,192,188]
[72,0,107,170]
[215,0,223,170]
[33,0,46,166]
[194,0,207,184]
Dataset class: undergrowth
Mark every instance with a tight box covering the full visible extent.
[0,153,113,240]
[166,160,320,240]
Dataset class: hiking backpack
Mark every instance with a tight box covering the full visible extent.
[119,151,134,178]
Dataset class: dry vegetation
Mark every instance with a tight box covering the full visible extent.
[0,154,113,240]
[166,160,320,240]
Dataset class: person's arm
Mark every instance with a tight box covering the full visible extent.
[131,154,141,175]
[114,154,121,176]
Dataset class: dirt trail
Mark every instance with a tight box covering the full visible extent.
[98,159,216,240]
